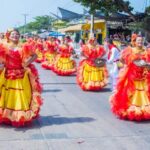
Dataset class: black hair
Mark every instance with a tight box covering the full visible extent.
[104,38,113,44]
[10,28,20,35]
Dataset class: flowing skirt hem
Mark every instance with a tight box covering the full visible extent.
[111,105,150,121]
[77,60,108,91]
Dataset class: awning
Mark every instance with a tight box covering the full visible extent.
[58,20,106,33]
[58,7,83,21]
[58,24,83,32]
[49,31,65,37]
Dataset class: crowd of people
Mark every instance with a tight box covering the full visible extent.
[0,28,150,127]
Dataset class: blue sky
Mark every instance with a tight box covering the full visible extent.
[0,0,147,32]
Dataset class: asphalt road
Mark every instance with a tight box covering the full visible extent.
[0,63,150,150]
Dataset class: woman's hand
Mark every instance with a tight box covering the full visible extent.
[23,54,37,68]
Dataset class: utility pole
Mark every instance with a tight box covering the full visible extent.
[90,2,95,38]
[90,14,94,38]
[57,7,59,37]
[48,15,51,32]
[22,14,28,35]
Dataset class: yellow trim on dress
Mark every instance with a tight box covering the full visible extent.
[83,63,104,82]
[0,70,31,111]
[130,80,150,107]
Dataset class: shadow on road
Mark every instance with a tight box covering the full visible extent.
[133,120,150,124]
[117,118,150,124]
[42,89,62,93]
[82,88,111,93]
[42,83,76,85]
[11,115,96,131]
[56,74,76,77]
[100,88,111,93]
[38,115,96,126]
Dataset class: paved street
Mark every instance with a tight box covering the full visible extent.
[0,63,150,150]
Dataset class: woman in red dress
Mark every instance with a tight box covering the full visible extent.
[110,36,150,121]
[34,38,44,63]
[41,37,58,70]
[52,38,76,76]
[77,38,108,91]
[0,29,42,126]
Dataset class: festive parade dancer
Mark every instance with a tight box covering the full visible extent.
[41,37,58,70]
[77,38,108,91]
[52,37,76,76]
[0,29,42,127]
[34,38,44,63]
[110,36,150,121]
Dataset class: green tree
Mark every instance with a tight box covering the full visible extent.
[74,0,135,18]
[142,6,150,42]
[74,0,150,40]
[146,6,150,14]
[18,15,55,34]
[74,0,135,35]
[33,15,54,31]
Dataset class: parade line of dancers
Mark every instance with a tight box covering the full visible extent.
[0,28,150,127]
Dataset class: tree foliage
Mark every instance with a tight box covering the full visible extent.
[18,15,55,34]
[74,0,134,18]
[146,6,150,14]
[143,15,150,40]
[138,6,150,39]
[74,0,150,39]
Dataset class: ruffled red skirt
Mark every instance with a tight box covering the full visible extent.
[110,65,150,121]
[52,55,76,76]
[0,64,43,127]
[77,60,108,91]
[41,52,57,70]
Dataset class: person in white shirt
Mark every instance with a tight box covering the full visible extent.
[104,38,121,91]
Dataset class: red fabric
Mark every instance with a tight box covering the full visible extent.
[41,41,58,69]
[77,44,108,91]
[52,55,76,76]
[29,64,43,93]
[35,59,43,63]
[46,41,58,53]
[41,62,54,70]
[22,43,34,59]
[58,44,73,57]
[0,44,7,62]
[108,44,120,60]
[36,42,43,51]
[77,59,108,91]
[52,66,76,76]
[82,44,105,60]
[0,45,42,126]
[110,46,150,121]
[6,50,22,69]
